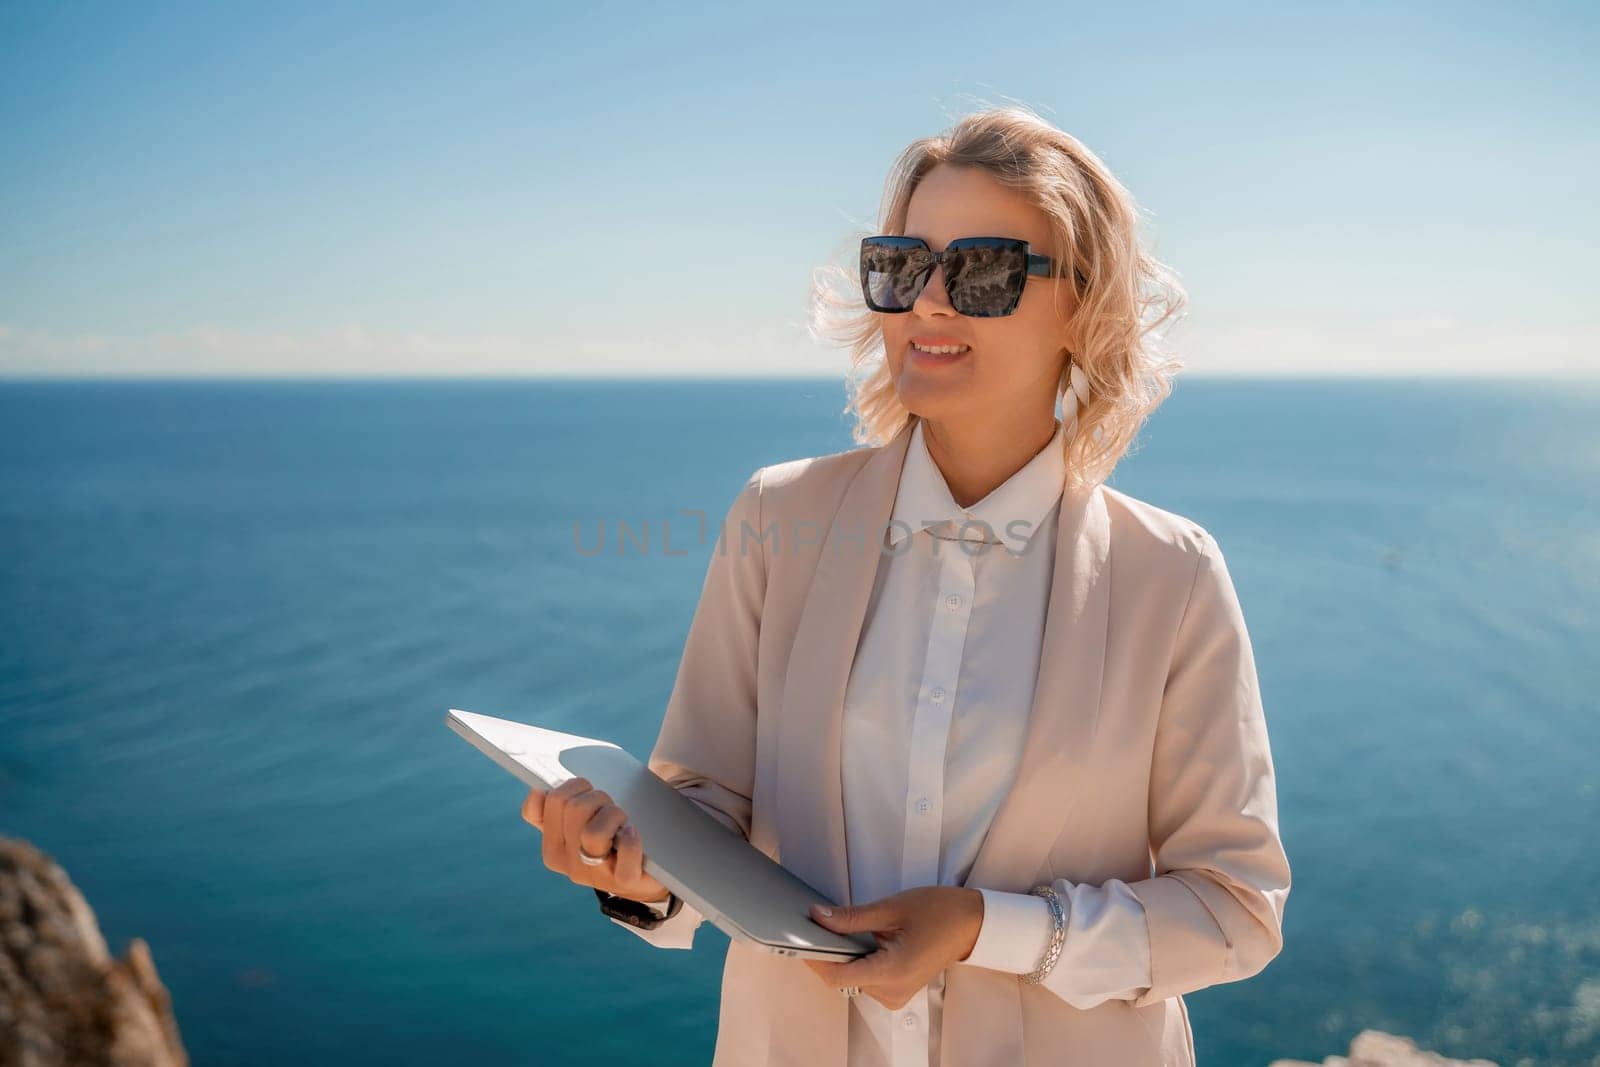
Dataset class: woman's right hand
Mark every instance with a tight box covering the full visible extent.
[521,777,672,905]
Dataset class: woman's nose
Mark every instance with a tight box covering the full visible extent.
[912,264,956,314]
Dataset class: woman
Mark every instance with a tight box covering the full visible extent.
[522,104,1290,1067]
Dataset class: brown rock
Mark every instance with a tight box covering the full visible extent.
[0,836,187,1067]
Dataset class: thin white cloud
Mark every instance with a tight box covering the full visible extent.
[0,320,850,377]
[1176,315,1600,377]
[0,317,1595,377]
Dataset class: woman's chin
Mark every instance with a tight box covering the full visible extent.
[894,391,969,427]
[894,364,972,410]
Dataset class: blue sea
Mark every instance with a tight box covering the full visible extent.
[2,377,1597,1067]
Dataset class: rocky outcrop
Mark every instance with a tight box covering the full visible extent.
[1270,1028,1499,1067]
[0,836,186,1067]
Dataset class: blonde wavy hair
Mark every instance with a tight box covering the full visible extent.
[807,103,1189,490]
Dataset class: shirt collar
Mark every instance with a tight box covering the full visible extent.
[886,417,1066,555]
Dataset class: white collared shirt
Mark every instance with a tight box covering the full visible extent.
[615,417,1152,1067]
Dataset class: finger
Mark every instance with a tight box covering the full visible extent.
[521,786,547,829]
[805,953,893,999]
[579,804,628,872]
[826,948,893,989]
[613,824,645,887]
[562,788,614,868]
[540,777,591,869]
[804,959,840,985]
[561,786,611,845]
[871,989,911,1011]
[809,900,899,934]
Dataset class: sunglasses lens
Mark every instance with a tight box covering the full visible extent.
[945,244,1027,317]
[862,241,930,311]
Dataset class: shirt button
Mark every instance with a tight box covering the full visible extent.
[945,594,961,611]
[930,686,945,703]
[902,1013,917,1029]
[916,797,931,814]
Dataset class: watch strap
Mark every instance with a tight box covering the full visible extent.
[594,887,682,930]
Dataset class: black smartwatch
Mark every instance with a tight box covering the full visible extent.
[594,887,683,930]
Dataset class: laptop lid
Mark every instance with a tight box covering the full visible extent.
[446,708,875,961]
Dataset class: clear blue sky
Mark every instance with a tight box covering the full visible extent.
[2,0,1595,377]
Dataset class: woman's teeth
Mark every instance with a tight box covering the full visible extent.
[911,343,970,355]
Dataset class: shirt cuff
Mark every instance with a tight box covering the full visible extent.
[962,888,1058,975]
[609,895,704,949]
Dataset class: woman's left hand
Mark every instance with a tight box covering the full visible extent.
[803,886,985,1010]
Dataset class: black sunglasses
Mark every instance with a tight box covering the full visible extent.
[860,235,1079,318]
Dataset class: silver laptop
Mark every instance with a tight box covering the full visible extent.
[446,708,876,962]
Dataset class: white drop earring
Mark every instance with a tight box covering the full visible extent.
[1063,355,1092,431]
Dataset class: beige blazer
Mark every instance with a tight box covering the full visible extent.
[644,417,1291,1067]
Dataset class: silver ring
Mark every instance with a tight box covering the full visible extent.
[840,986,861,998]
[577,844,611,866]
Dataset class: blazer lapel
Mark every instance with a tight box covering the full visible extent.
[943,479,1111,1067]
[775,418,916,907]
[963,478,1112,892]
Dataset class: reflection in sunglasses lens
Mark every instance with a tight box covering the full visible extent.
[948,247,1025,317]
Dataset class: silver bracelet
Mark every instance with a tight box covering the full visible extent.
[1021,884,1065,985]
